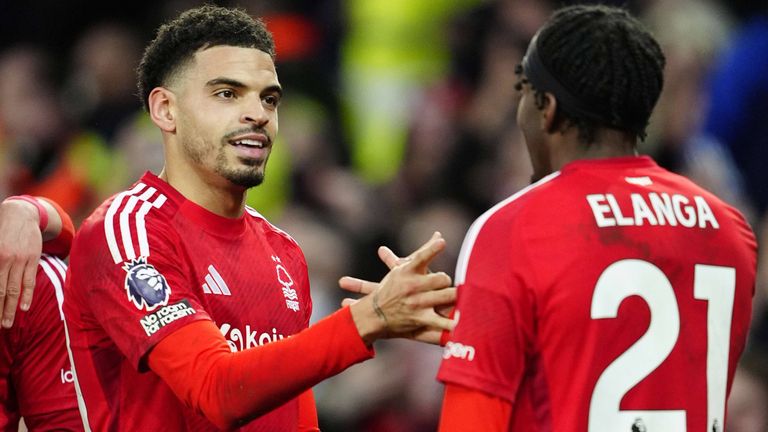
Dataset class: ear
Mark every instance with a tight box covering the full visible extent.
[540,93,558,133]
[148,87,176,133]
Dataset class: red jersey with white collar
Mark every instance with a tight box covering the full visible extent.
[438,156,756,431]
[64,172,313,431]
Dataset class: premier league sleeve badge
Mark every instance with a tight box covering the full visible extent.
[123,257,172,311]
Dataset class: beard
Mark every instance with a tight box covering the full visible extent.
[216,153,266,188]
[180,132,268,189]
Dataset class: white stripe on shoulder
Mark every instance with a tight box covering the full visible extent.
[104,183,168,264]
[244,206,299,246]
[454,172,560,285]
[38,254,67,320]
[105,183,147,263]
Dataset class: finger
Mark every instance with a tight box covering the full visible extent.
[411,272,453,293]
[404,232,445,274]
[338,276,379,295]
[2,260,25,328]
[409,328,443,345]
[20,257,38,311]
[418,311,456,332]
[413,287,457,308]
[377,246,401,270]
[340,298,359,307]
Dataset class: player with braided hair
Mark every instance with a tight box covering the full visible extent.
[438,4,756,431]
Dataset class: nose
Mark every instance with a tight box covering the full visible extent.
[240,102,269,126]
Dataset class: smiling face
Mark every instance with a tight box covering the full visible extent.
[168,45,282,188]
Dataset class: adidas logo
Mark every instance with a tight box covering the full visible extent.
[202,265,232,296]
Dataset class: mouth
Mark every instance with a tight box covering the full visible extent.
[228,133,271,160]
[229,133,270,148]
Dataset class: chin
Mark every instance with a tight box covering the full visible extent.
[218,165,265,188]
[227,172,264,188]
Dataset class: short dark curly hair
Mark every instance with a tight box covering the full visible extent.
[136,5,275,111]
[531,5,665,144]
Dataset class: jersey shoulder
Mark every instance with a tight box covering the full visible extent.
[74,181,180,265]
[244,206,302,251]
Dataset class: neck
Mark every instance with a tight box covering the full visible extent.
[159,163,246,219]
[551,128,638,172]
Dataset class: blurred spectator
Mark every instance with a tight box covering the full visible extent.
[726,350,768,432]
[63,22,143,143]
[643,0,733,171]
[0,46,114,223]
[340,0,480,184]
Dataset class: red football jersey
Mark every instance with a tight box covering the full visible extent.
[64,172,313,431]
[438,156,757,431]
[0,254,81,431]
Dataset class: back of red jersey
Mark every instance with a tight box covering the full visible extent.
[438,157,757,431]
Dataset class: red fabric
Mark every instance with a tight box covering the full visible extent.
[148,308,372,430]
[438,156,757,430]
[65,172,332,430]
[297,389,320,432]
[0,255,81,430]
[40,197,75,259]
[439,383,510,432]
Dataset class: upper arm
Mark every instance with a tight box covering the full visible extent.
[438,218,534,402]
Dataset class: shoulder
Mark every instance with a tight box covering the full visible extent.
[244,206,302,250]
[472,172,561,235]
[455,173,560,283]
[74,181,179,265]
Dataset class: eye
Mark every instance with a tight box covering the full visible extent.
[262,94,281,109]
[215,89,236,99]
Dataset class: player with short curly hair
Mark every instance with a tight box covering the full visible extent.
[64,5,455,431]
[438,5,756,431]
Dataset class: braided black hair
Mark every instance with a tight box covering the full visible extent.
[533,4,665,144]
[136,5,275,112]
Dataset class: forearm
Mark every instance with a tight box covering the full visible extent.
[149,307,373,429]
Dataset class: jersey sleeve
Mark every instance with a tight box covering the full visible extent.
[437,214,536,404]
[5,255,80,426]
[69,208,212,370]
[438,383,512,432]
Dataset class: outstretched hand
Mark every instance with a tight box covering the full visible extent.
[0,200,43,328]
[343,232,456,345]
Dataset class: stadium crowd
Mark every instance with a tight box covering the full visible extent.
[1,0,767,430]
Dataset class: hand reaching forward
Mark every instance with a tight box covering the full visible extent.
[345,232,456,345]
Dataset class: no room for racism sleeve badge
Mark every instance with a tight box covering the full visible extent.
[123,257,172,311]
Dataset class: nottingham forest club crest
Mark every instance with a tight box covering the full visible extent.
[123,257,171,311]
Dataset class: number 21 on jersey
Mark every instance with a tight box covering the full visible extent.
[588,259,735,432]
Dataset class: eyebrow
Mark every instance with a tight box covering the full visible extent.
[205,77,283,97]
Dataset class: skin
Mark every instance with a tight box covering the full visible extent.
[0,197,63,328]
[148,46,282,218]
[515,74,638,180]
[145,45,455,343]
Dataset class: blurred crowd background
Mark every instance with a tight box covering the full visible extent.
[1,0,767,430]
